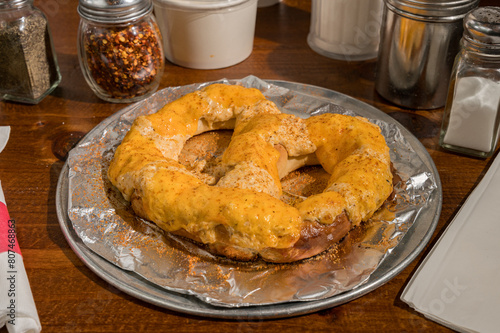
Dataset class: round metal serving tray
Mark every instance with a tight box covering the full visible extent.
[56,80,442,319]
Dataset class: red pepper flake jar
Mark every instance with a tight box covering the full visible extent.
[77,0,164,103]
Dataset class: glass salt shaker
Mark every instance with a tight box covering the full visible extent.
[77,0,165,103]
[0,0,61,104]
[439,7,500,158]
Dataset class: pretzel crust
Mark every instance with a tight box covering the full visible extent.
[107,84,393,263]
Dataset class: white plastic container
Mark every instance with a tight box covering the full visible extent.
[153,0,258,69]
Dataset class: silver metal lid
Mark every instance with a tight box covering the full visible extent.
[0,0,29,9]
[464,6,500,46]
[77,0,153,23]
[386,0,480,22]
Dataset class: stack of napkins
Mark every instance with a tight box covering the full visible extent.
[0,127,41,333]
[402,152,500,333]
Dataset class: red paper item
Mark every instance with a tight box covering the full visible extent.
[0,202,21,255]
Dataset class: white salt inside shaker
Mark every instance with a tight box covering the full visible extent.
[443,77,500,152]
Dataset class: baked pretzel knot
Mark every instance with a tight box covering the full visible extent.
[108,84,393,263]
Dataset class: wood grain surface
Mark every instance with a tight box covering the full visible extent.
[1,0,497,332]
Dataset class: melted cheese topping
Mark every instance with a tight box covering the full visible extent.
[108,84,393,252]
[302,114,392,226]
[108,84,306,250]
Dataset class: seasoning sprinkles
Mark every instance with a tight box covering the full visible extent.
[82,20,164,100]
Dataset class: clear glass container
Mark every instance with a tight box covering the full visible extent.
[439,7,500,158]
[77,0,164,103]
[307,0,384,61]
[0,0,61,104]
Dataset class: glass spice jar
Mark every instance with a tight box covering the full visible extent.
[439,7,500,158]
[0,0,61,104]
[77,0,165,103]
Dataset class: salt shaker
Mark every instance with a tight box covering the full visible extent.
[77,0,164,103]
[375,0,479,109]
[0,0,61,104]
[439,7,500,158]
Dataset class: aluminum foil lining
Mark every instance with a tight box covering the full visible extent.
[66,76,437,307]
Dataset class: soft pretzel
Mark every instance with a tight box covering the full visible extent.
[107,84,393,263]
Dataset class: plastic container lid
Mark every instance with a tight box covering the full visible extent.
[152,0,251,10]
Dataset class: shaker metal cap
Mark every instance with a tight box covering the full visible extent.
[464,6,500,46]
[386,0,480,21]
[0,0,28,9]
[77,0,153,23]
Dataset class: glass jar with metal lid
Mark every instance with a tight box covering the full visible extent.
[439,7,500,158]
[77,0,165,103]
[0,0,61,104]
[375,0,479,109]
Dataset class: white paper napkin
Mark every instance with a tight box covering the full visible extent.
[401,152,500,333]
[0,126,41,333]
[0,127,9,154]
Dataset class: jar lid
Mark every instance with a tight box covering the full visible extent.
[78,0,153,23]
[386,0,480,22]
[464,7,500,45]
[152,0,250,10]
[0,0,28,9]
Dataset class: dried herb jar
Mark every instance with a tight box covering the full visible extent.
[77,0,165,103]
[0,0,61,104]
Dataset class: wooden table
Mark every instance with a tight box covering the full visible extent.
[1,0,497,332]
